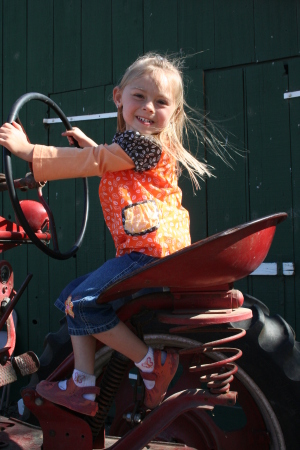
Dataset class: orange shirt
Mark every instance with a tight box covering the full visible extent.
[99,149,191,258]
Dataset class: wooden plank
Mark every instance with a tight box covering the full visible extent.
[27,0,53,94]
[53,0,81,92]
[286,57,300,334]
[245,61,293,316]
[104,84,118,260]
[26,0,54,357]
[82,0,112,88]
[112,0,143,85]
[204,67,248,234]
[179,68,207,244]
[254,0,298,62]
[178,0,215,71]
[71,87,107,277]
[144,0,178,55]
[214,0,255,67]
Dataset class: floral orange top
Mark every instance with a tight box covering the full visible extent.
[99,131,191,257]
[32,130,191,258]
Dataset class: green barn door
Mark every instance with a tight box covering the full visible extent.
[204,60,297,331]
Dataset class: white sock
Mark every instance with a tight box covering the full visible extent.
[57,369,96,401]
[135,347,167,390]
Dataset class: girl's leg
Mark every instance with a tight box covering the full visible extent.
[71,334,96,374]
[93,321,148,363]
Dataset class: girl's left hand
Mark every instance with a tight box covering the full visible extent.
[0,121,34,162]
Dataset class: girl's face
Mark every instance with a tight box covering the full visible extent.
[113,71,178,135]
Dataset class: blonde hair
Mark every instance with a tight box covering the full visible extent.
[116,52,235,190]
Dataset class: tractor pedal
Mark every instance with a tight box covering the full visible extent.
[12,351,39,377]
[0,351,39,387]
[0,360,18,386]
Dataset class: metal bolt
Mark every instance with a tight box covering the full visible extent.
[122,412,142,424]
[35,397,44,406]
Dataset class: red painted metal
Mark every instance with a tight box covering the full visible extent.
[18,200,49,232]
[110,351,271,449]
[4,311,16,357]
[158,306,252,326]
[97,213,287,303]
[0,260,13,301]
[0,215,51,253]
[109,390,237,450]
[22,388,94,450]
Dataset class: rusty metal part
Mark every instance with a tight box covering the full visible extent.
[0,352,39,387]
[109,389,235,450]
[0,172,45,193]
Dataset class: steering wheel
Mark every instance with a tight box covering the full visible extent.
[3,92,89,260]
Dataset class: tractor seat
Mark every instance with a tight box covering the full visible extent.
[97,213,287,304]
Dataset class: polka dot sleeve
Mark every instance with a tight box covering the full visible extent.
[112,130,162,172]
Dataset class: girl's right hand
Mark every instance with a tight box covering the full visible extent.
[62,127,97,148]
[0,122,34,162]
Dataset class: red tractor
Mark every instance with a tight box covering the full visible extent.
[0,94,299,450]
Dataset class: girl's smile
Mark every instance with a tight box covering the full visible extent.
[113,72,177,135]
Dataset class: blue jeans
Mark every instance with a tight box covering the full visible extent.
[55,252,158,336]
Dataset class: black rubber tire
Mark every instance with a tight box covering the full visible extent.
[229,294,300,450]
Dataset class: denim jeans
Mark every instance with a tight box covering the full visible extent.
[54,252,157,336]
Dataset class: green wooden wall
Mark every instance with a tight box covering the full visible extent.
[1,0,300,386]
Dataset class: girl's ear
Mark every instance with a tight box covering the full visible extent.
[113,87,122,108]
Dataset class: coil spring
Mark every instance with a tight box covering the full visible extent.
[179,327,245,394]
[86,351,129,438]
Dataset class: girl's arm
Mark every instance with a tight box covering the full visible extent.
[0,122,34,161]
[0,121,135,181]
[61,127,97,148]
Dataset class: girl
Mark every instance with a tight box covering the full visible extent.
[0,53,217,416]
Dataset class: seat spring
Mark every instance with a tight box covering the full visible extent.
[86,351,129,438]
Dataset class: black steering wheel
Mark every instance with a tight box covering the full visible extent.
[3,92,89,260]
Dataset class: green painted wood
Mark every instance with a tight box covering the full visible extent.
[286,57,300,334]
[179,68,207,243]
[205,68,248,233]
[144,0,178,55]
[245,61,293,316]
[254,0,298,62]
[214,0,255,67]
[2,0,29,360]
[112,0,143,85]
[104,84,118,260]
[82,0,112,88]
[178,0,215,71]
[27,0,53,94]
[53,0,81,92]
[26,0,54,356]
[71,87,107,277]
